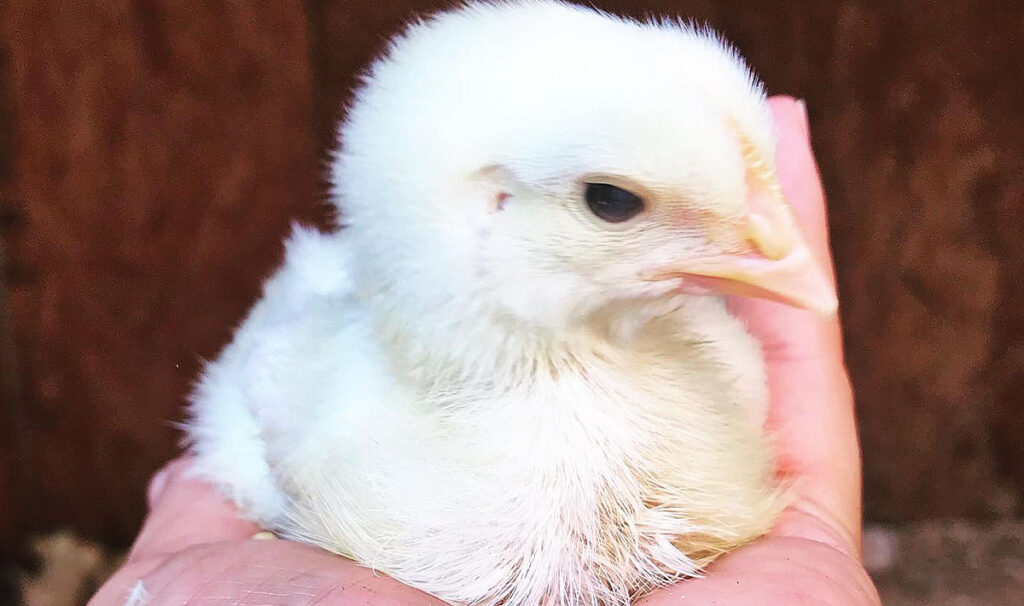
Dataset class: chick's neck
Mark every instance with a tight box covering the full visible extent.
[358,267,697,397]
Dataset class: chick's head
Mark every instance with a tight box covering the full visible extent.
[334,1,836,332]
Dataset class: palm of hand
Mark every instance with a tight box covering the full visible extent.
[91,98,880,606]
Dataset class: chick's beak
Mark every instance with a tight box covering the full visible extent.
[648,190,839,316]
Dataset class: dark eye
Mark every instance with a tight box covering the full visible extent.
[583,182,645,223]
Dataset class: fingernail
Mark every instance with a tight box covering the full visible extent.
[146,468,170,506]
[795,98,811,140]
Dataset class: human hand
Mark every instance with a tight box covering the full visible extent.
[91,96,880,606]
[637,97,881,605]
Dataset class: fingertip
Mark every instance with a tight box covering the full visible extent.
[767,95,809,139]
[767,95,834,282]
[145,458,191,508]
[146,469,169,508]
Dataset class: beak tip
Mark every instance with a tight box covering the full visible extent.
[800,266,839,316]
[810,293,839,317]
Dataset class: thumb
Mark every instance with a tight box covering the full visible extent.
[126,458,261,562]
[729,96,862,555]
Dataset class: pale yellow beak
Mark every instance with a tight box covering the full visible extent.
[647,191,838,316]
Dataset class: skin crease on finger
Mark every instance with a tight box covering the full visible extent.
[88,97,880,606]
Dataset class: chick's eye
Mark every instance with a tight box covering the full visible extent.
[583,183,645,223]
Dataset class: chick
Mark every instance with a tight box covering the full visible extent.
[186,2,837,605]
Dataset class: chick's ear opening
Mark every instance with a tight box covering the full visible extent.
[471,164,523,213]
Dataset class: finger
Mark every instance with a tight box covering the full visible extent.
[93,540,445,606]
[729,96,862,554]
[126,458,261,562]
[636,531,881,606]
[766,96,862,551]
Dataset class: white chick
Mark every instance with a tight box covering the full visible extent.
[186,2,837,605]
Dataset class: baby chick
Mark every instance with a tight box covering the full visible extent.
[186,2,837,605]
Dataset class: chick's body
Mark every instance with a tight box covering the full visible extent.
[191,228,778,605]
[186,2,821,605]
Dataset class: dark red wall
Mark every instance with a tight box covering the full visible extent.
[1,0,1021,553]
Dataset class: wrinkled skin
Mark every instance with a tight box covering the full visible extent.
[90,97,881,606]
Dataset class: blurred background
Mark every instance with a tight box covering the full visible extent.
[0,1,1022,604]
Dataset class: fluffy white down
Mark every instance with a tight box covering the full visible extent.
[187,2,784,605]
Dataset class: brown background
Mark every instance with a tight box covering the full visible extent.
[1,0,1022,564]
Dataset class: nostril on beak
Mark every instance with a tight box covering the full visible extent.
[744,190,797,260]
[746,212,792,260]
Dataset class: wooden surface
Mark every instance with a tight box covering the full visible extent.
[0,0,1021,554]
